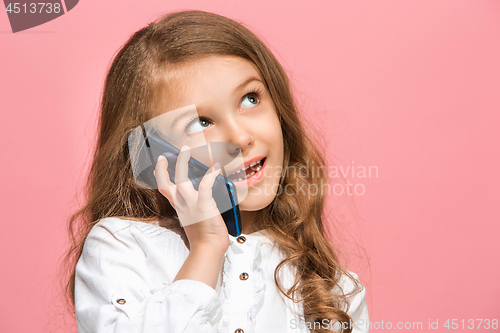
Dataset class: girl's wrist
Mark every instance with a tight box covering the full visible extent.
[189,241,228,257]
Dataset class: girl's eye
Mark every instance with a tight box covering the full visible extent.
[241,93,259,109]
[185,117,212,134]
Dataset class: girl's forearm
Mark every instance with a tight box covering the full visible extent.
[174,244,226,289]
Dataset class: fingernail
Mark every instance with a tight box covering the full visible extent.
[158,155,165,162]
[181,145,189,152]
[214,162,221,170]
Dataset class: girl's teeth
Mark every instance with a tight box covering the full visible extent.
[235,164,262,182]
[232,159,264,179]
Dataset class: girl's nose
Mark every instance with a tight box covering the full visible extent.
[223,120,255,155]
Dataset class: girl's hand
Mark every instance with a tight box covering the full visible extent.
[154,146,229,254]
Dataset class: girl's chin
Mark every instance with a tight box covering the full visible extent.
[238,194,275,211]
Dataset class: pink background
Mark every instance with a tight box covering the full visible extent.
[1,0,499,331]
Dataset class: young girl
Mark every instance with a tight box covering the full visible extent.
[66,10,369,333]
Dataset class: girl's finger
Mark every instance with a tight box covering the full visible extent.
[198,162,222,203]
[174,145,196,197]
[155,156,187,210]
[155,155,175,202]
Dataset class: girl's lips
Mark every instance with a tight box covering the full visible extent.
[229,157,267,187]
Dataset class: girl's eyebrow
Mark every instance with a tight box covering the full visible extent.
[233,76,262,93]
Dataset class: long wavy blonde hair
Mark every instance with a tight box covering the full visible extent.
[63,10,363,332]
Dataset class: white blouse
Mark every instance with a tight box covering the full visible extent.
[75,217,369,332]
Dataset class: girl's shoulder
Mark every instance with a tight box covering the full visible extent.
[333,269,365,302]
[85,216,189,252]
[76,217,191,295]
[90,216,179,235]
[334,269,368,320]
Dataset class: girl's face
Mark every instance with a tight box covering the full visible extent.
[159,55,284,212]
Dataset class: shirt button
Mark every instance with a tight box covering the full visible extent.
[116,298,126,305]
[235,329,244,333]
[236,236,246,244]
[239,272,249,280]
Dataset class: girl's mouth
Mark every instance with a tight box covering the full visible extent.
[227,157,266,185]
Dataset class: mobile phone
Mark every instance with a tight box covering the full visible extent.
[129,125,242,237]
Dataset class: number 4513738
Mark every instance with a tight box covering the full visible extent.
[5,3,62,14]
[444,319,498,330]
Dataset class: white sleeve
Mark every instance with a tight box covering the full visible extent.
[74,222,222,333]
[343,271,370,333]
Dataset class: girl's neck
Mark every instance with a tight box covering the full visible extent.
[239,210,264,234]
